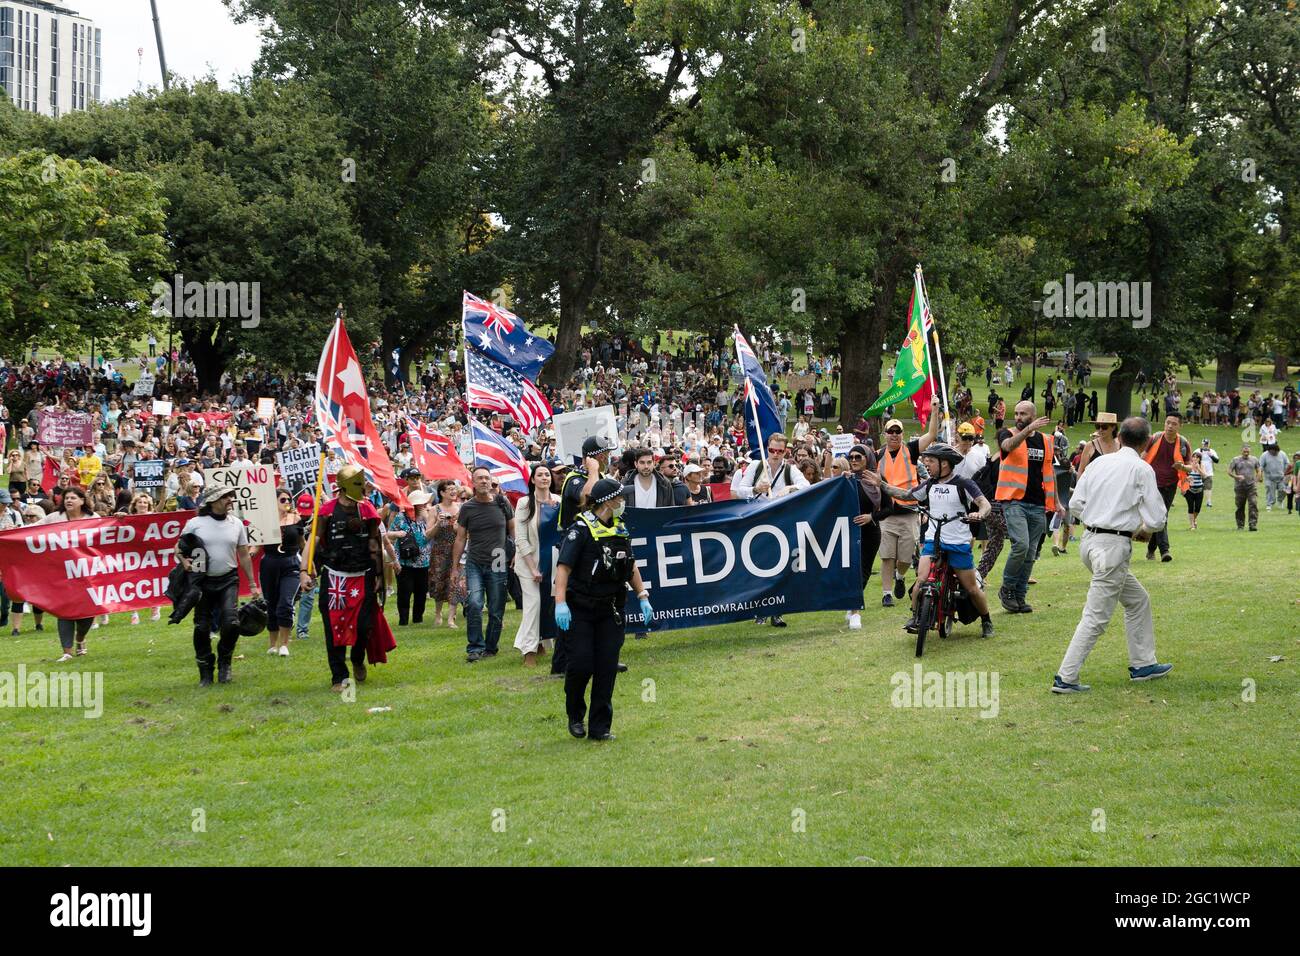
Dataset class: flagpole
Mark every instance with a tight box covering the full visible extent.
[917,266,953,443]
[304,452,326,577]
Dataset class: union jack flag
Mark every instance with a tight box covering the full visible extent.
[471,420,530,495]
[462,290,555,382]
[465,348,553,434]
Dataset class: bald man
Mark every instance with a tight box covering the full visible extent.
[995,401,1064,613]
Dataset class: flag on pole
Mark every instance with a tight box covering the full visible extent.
[406,416,471,485]
[315,317,407,506]
[465,348,553,434]
[733,327,784,459]
[865,275,933,419]
[462,291,555,382]
[471,420,530,496]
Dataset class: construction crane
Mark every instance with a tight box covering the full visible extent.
[149,0,170,90]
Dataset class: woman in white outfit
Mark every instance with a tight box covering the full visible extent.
[512,462,557,667]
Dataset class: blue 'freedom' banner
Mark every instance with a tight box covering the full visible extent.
[539,478,862,632]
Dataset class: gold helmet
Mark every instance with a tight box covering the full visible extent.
[336,464,366,501]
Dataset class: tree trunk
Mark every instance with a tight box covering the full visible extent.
[184,322,227,395]
[1215,353,1242,392]
[543,274,588,387]
[838,317,874,433]
[1272,352,1290,382]
[1106,353,1139,420]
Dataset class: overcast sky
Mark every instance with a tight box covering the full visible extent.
[67,0,263,102]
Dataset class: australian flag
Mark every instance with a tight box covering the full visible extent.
[471,420,530,496]
[465,348,553,435]
[462,291,554,383]
[734,327,784,460]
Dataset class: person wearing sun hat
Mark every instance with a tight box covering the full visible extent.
[1077,411,1121,477]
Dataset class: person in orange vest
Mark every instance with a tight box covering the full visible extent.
[995,401,1064,613]
[874,411,940,608]
[1141,414,1191,562]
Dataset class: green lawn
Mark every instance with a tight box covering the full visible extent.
[1,421,1296,865]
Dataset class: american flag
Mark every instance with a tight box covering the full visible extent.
[462,290,555,382]
[465,348,552,434]
[471,420,530,495]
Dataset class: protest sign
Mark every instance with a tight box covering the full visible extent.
[207,466,281,545]
[133,373,155,397]
[36,411,94,448]
[539,478,860,633]
[257,397,275,420]
[276,446,321,495]
[151,399,173,417]
[0,512,255,618]
[132,459,166,490]
[789,372,815,391]
[707,482,732,502]
[830,434,855,457]
[553,406,619,462]
[184,411,232,430]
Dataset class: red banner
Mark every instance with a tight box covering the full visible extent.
[0,512,255,618]
[707,481,732,502]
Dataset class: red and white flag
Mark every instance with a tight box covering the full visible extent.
[315,318,407,507]
[326,569,366,648]
[406,416,470,485]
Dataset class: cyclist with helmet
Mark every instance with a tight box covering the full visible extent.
[865,442,995,638]
[552,478,653,741]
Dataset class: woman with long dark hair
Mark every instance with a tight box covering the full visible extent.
[512,463,556,666]
[261,486,305,656]
[37,487,95,662]
[427,479,466,628]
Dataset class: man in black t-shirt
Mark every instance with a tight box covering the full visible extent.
[451,466,516,662]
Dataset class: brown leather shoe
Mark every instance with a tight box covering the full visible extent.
[523,651,538,667]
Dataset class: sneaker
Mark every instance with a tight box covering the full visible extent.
[980,619,995,638]
[881,593,894,608]
[1161,553,1172,563]
[769,616,787,628]
[91,621,100,629]
[9,627,17,636]
[278,645,289,657]
[131,612,141,625]
[267,646,279,655]
[893,574,906,599]
[903,617,919,634]
[1129,662,1173,682]
[1051,674,1090,694]
[57,652,74,663]
[1146,551,1155,561]
[1018,601,1033,613]
[1000,592,1022,614]
[151,608,162,621]
[466,652,484,663]
[296,629,310,640]
[847,612,862,630]
[75,645,87,656]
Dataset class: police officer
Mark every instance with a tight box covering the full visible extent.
[552,434,620,676]
[553,478,652,741]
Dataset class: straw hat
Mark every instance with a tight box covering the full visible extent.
[1093,412,1118,426]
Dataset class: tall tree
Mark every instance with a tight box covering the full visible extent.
[0,148,170,356]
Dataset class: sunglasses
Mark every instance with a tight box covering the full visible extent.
[767,447,786,454]
[848,453,866,460]
[886,428,903,435]
[278,497,291,503]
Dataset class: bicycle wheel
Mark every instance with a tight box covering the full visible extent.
[915,591,935,657]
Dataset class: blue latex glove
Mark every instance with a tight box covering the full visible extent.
[555,602,572,631]
[639,598,654,629]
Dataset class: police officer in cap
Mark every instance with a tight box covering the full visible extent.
[553,478,652,741]
[556,434,619,530]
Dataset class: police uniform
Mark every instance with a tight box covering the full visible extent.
[557,508,635,738]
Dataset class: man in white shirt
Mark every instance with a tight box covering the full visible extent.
[1198,438,1218,507]
[1052,416,1172,694]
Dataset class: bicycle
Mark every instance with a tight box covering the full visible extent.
[909,504,979,658]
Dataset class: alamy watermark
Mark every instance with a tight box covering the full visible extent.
[890,664,999,718]
[1041,273,1150,328]
[0,665,103,718]
[151,273,261,328]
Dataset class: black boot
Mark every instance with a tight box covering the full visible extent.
[217,649,233,684]
[197,653,216,687]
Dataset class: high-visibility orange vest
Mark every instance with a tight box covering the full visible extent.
[879,445,918,508]
[995,437,1057,511]
[1143,434,1191,492]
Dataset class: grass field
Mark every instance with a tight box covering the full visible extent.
[1,418,1296,866]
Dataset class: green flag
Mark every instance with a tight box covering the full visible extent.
[865,283,931,417]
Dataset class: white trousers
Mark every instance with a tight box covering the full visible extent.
[1057,532,1157,684]
[512,563,542,655]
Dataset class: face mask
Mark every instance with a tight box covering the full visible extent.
[612,501,626,519]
